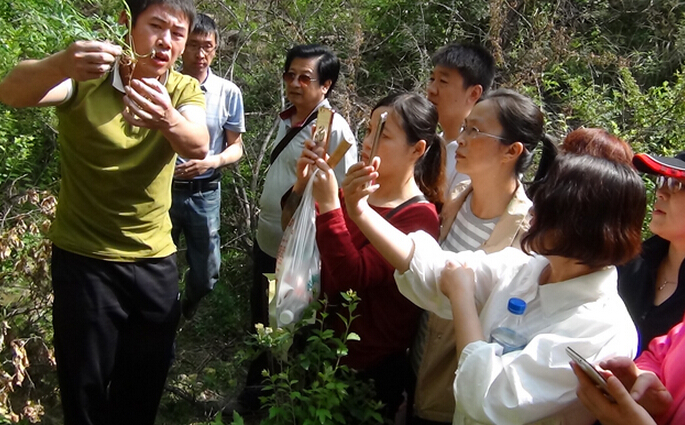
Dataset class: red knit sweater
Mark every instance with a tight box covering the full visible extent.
[316,196,440,370]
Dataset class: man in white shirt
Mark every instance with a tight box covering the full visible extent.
[173,13,246,319]
[426,44,495,198]
[242,44,356,409]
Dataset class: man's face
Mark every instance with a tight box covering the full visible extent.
[182,32,217,77]
[129,4,190,78]
[284,56,330,112]
[426,65,472,129]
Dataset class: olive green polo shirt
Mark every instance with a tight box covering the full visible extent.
[50,70,205,261]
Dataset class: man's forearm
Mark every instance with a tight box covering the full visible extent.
[216,137,243,167]
[162,108,209,159]
[0,54,69,107]
[0,41,121,108]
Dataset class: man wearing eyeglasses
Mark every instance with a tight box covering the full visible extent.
[240,43,357,410]
[174,13,245,319]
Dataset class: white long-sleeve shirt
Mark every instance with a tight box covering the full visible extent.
[396,231,638,425]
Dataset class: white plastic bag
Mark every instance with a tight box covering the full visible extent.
[270,173,321,328]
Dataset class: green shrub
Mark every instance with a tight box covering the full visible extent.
[236,291,384,425]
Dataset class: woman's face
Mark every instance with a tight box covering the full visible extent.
[361,107,420,179]
[455,99,512,178]
[650,179,685,242]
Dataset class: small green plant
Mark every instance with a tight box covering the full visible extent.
[85,0,157,86]
[115,0,158,86]
[235,291,384,425]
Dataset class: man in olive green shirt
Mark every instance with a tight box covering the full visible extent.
[0,1,209,424]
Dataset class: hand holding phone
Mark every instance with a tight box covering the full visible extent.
[566,346,614,402]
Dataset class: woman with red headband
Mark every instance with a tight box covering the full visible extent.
[575,152,685,425]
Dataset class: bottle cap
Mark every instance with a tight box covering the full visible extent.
[507,297,526,315]
[280,310,294,325]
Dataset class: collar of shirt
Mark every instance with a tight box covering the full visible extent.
[112,62,170,94]
[279,98,330,128]
[198,67,214,93]
[538,264,617,317]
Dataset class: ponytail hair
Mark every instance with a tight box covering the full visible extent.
[416,133,446,209]
[531,133,559,184]
[373,92,445,208]
[480,89,544,175]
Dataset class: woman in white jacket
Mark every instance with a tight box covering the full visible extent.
[341,153,646,424]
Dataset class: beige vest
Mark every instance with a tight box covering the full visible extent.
[413,181,532,422]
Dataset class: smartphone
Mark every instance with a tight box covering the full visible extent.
[312,107,334,153]
[566,346,614,401]
[366,111,388,165]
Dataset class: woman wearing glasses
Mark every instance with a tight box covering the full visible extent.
[574,152,685,425]
[618,152,685,354]
[402,89,555,425]
[345,151,644,424]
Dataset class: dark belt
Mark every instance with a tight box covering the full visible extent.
[172,177,220,193]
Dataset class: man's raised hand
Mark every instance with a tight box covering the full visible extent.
[122,78,176,129]
[61,41,121,81]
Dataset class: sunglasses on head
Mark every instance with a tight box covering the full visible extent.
[282,72,318,86]
[656,175,685,192]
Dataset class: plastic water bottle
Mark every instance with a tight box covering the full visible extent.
[490,297,528,354]
[276,268,310,326]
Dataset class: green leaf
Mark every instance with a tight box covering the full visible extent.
[316,408,332,424]
[230,411,244,425]
[346,332,360,341]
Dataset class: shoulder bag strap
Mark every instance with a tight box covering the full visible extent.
[269,111,318,165]
[384,194,428,221]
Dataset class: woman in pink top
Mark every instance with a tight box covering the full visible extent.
[574,151,685,425]
[574,318,684,425]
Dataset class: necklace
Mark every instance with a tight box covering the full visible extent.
[658,280,677,291]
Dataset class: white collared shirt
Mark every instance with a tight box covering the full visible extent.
[256,98,357,257]
[396,231,638,425]
[110,63,168,93]
[176,68,246,178]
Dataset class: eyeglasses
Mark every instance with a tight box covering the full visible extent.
[282,72,318,86]
[186,43,216,53]
[458,124,509,142]
[656,175,685,192]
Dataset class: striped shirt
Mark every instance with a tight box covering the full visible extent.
[411,192,499,372]
[442,193,499,253]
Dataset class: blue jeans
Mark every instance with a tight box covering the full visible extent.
[170,183,221,305]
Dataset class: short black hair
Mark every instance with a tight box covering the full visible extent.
[192,13,218,43]
[522,154,645,268]
[431,43,495,93]
[125,0,196,29]
[284,44,340,97]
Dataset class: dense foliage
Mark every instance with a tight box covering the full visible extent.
[1,0,684,423]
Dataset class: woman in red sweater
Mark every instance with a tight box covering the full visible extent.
[289,92,444,419]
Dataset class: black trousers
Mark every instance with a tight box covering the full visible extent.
[250,240,276,328]
[357,352,412,421]
[243,240,277,394]
[51,246,180,425]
